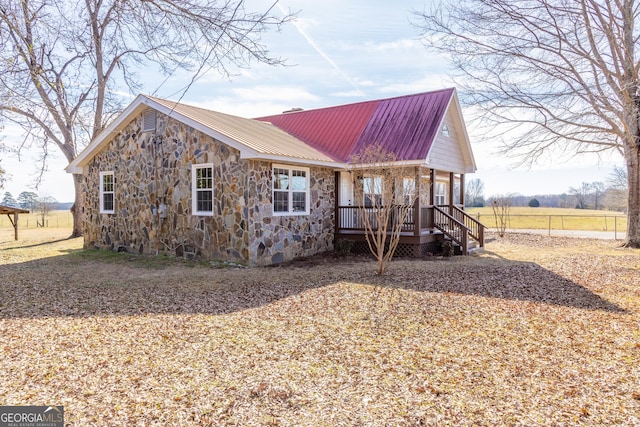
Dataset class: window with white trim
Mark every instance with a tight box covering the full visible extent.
[397,177,416,205]
[360,175,383,207]
[273,165,310,215]
[435,181,447,205]
[192,164,214,216]
[99,171,115,214]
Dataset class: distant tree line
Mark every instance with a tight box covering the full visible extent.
[1,191,67,211]
[465,167,628,212]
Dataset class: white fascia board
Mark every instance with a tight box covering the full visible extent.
[423,89,477,174]
[449,89,477,171]
[65,94,150,174]
[346,160,425,170]
[142,98,262,160]
[144,98,343,168]
[65,95,264,174]
[246,153,343,169]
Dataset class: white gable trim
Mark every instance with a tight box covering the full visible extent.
[426,89,477,173]
[66,95,341,174]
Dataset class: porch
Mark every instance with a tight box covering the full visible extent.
[333,168,486,256]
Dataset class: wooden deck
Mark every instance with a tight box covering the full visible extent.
[335,204,485,256]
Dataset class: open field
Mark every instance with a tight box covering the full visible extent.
[0,209,73,229]
[467,206,628,232]
[1,229,639,425]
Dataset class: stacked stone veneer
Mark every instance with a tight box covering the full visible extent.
[83,110,335,266]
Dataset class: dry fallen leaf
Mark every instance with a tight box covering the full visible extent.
[0,231,638,426]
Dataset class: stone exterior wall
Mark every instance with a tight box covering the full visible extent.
[82,110,335,266]
[246,161,335,266]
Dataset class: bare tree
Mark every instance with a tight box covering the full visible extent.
[591,181,606,210]
[464,178,485,207]
[488,194,513,237]
[608,165,629,192]
[606,166,629,211]
[0,0,292,237]
[415,0,640,247]
[36,194,56,227]
[350,144,419,275]
[569,182,592,209]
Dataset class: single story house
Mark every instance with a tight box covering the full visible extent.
[66,88,483,266]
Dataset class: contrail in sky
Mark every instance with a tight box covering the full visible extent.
[278,4,364,96]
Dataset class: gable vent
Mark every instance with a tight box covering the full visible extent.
[142,109,157,132]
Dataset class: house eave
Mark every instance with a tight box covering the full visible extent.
[243,153,343,169]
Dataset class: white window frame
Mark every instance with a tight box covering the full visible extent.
[99,171,115,214]
[361,175,383,207]
[192,163,214,216]
[435,180,447,205]
[396,177,416,206]
[272,164,310,216]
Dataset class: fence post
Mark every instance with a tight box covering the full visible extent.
[548,216,551,236]
[615,216,617,240]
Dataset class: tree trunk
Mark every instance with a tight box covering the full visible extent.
[70,174,84,238]
[626,142,640,247]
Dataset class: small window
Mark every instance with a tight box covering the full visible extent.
[142,110,157,132]
[442,124,450,137]
[435,181,447,205]
[192,164,214,216]
[100,171,115,214]
[360,175,383,207]
[397,177,416,205]
[272,165,310,215]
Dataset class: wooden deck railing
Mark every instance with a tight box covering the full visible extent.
[445,205,485,248]
[337,205,415,232]
[432,205,469,253]
[336,204,485,254]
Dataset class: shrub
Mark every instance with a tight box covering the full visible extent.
[335,239,355,257]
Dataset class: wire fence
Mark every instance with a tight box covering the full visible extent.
[0,211,73,229]
[475,213,627,238]
[1,210,629,237]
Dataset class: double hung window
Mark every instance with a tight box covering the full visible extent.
[273,165,310,215]
[360,176,383,207]
[99,171,115,214]
[435,182,447,205]
[192,164,214,216]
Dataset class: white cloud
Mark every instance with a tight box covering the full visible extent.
[331,90,367,98]
[231,86,319,103]
[339,38,424,53]
[377,75,451,95]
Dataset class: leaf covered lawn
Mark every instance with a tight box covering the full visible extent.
[0,231,639,426]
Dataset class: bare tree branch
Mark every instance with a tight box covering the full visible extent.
[0,0,294,236]
[414,0,640,246]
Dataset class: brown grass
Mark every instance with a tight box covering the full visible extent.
[1,232,639,426]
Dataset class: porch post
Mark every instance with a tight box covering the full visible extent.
[14,213,18,241]
[414,166,420,236]
[449,172,455,213]
[334,171,340,241]
[429,168,436,206]
[460,173,465,208]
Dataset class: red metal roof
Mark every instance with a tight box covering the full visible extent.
[256,88,455,163]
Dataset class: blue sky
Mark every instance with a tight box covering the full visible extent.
[1,0,622,202]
